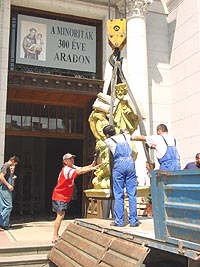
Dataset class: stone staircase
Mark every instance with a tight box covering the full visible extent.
[0,244,55,267]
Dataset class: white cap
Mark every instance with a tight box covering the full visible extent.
[63,153,76,160]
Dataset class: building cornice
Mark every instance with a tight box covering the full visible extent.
[163,0,184,13]
[11,0,110,20]
[117,0,153,18]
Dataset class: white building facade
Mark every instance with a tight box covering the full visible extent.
[0,0,200,192]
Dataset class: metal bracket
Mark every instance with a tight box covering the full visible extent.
[97,238,115,264]
[178,240,185,255]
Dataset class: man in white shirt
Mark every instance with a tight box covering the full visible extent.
[132,124,180,170]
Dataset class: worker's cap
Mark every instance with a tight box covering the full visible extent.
[63,153,76,160]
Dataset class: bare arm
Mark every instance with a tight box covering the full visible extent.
[76,163,100,175]
[0,173,14,191]
[131,135,147,142]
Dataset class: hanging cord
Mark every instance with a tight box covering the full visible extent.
[108,57,151,167]
[108,0,111,20]
[124,0,126,19]
[117,62,151,166]
[108,48,121,125]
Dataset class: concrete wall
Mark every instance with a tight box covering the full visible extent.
[146,0,200,168]
[147,11,171,134]
[0,0,11,166]
[145,10,171,168]
[168,0,200,167]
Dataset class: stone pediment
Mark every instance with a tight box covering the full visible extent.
[71,0,183,15]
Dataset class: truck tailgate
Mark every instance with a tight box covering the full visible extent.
[151,170,200,253]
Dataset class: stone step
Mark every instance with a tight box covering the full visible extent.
[0,254,55,267]
[0,244,53,257]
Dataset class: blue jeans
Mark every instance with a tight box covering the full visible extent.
[0,186,13,227]
[113,159,138,226]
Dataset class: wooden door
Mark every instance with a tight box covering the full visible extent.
[5,136,46,216]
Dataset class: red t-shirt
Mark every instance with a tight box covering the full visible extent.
[52,165,79,202]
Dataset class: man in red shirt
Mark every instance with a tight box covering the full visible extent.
[52,153,98,243]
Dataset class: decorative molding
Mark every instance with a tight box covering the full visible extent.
[117,0,153,18]
[8,71,104,94]
[165,0,184,13]
[11,0,108,20]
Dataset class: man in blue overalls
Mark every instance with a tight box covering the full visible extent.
[103,125,139,227]
[0,156,19,230]
[132,124,180,170]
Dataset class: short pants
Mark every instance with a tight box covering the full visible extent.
[52,200,69,212]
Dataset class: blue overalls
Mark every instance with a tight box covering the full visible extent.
[158,136,180,170]
[0,173,13,227]
[110,134,138,226]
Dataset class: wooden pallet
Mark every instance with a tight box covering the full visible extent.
[48,223,149,267]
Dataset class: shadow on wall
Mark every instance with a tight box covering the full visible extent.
[168,19,177,62]
[146,12,177,134]
[146,13,177,84]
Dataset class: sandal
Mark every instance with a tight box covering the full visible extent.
[52,236,61,244]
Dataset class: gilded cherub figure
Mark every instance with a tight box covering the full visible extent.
[88,83,139,188]
[114,82,138,135]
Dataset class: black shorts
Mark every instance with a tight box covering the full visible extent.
[52,200,68,213]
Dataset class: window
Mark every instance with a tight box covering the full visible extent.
[6,103,84,135]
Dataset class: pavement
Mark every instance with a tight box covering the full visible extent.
[0,216,154,249]
[0,218,75,248]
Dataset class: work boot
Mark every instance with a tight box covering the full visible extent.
[130,222,139,227]
[110,222,124,227]
[1,225,11,230]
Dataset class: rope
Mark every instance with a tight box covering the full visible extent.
[109,59,151,165]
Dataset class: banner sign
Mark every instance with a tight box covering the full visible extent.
[16,15,96,73]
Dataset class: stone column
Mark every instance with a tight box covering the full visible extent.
[117,0,153,185]
[0,0,11,165]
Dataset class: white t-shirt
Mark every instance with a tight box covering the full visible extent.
[63,165,80,179]
[145,133,176,159]
[104,133,132,155]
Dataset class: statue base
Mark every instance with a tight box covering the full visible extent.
[84,186,151,219]
[84,186,150,198]
[84,188,111,199]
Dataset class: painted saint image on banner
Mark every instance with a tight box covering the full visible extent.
[20,21,47,61]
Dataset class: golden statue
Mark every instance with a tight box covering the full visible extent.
[114,83,138,135]
[88,110,108,141]
[88,82,139,189]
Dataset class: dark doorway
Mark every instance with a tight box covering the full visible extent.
[5,136,83,219]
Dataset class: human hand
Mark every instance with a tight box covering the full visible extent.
[93,163,102,170]
[90,164,100,172]
[131,136,136,141]
[7,184,14,191]
[12,175,17,180]
[91,160,96,167]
